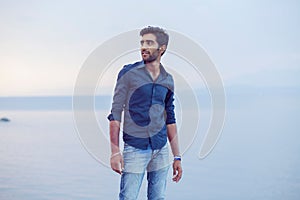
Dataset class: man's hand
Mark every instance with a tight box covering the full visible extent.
[110,153,124,175]
[172,160,183,182]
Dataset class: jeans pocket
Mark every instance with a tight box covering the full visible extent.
[123,143,139,160]
[123,143,136,153]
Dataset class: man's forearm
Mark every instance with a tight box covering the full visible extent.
[167,123,180,156]
[110,120,121,154]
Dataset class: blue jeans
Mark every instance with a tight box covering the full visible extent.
[119,143,170,200]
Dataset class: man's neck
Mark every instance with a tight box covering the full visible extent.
[145,59,161,81]
[145,60,160,72]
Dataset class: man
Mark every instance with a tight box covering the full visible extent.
[108,26,182,200]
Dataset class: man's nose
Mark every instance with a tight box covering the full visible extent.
[141,44,147,50]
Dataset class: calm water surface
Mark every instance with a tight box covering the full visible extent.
[0,94,299,199]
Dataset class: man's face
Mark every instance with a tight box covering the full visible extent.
[140,33,160,63]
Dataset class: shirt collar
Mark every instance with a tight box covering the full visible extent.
[136,61,168,78]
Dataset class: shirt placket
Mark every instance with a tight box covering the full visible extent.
[144,69,159,146]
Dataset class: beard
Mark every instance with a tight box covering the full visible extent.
[142,49,160,63]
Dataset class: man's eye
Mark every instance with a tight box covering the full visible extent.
[140,40,154,46]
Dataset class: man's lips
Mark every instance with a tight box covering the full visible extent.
[142,51,150,55]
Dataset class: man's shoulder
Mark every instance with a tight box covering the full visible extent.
[117,61,144,80]
[160,64,174,82]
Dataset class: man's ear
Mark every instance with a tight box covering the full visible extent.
[159,45,167,55]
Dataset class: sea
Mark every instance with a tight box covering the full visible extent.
[0,87,299,200]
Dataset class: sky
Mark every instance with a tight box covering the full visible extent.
[0,0,299,96]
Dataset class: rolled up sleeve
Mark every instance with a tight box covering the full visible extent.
[165,85,176,125]
[107,69,128,122]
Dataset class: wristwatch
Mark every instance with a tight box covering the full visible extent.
[174,155,181,161]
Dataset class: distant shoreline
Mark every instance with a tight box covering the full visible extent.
[0,96,112,110]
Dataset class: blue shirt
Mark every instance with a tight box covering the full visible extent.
[107,61,176,150]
